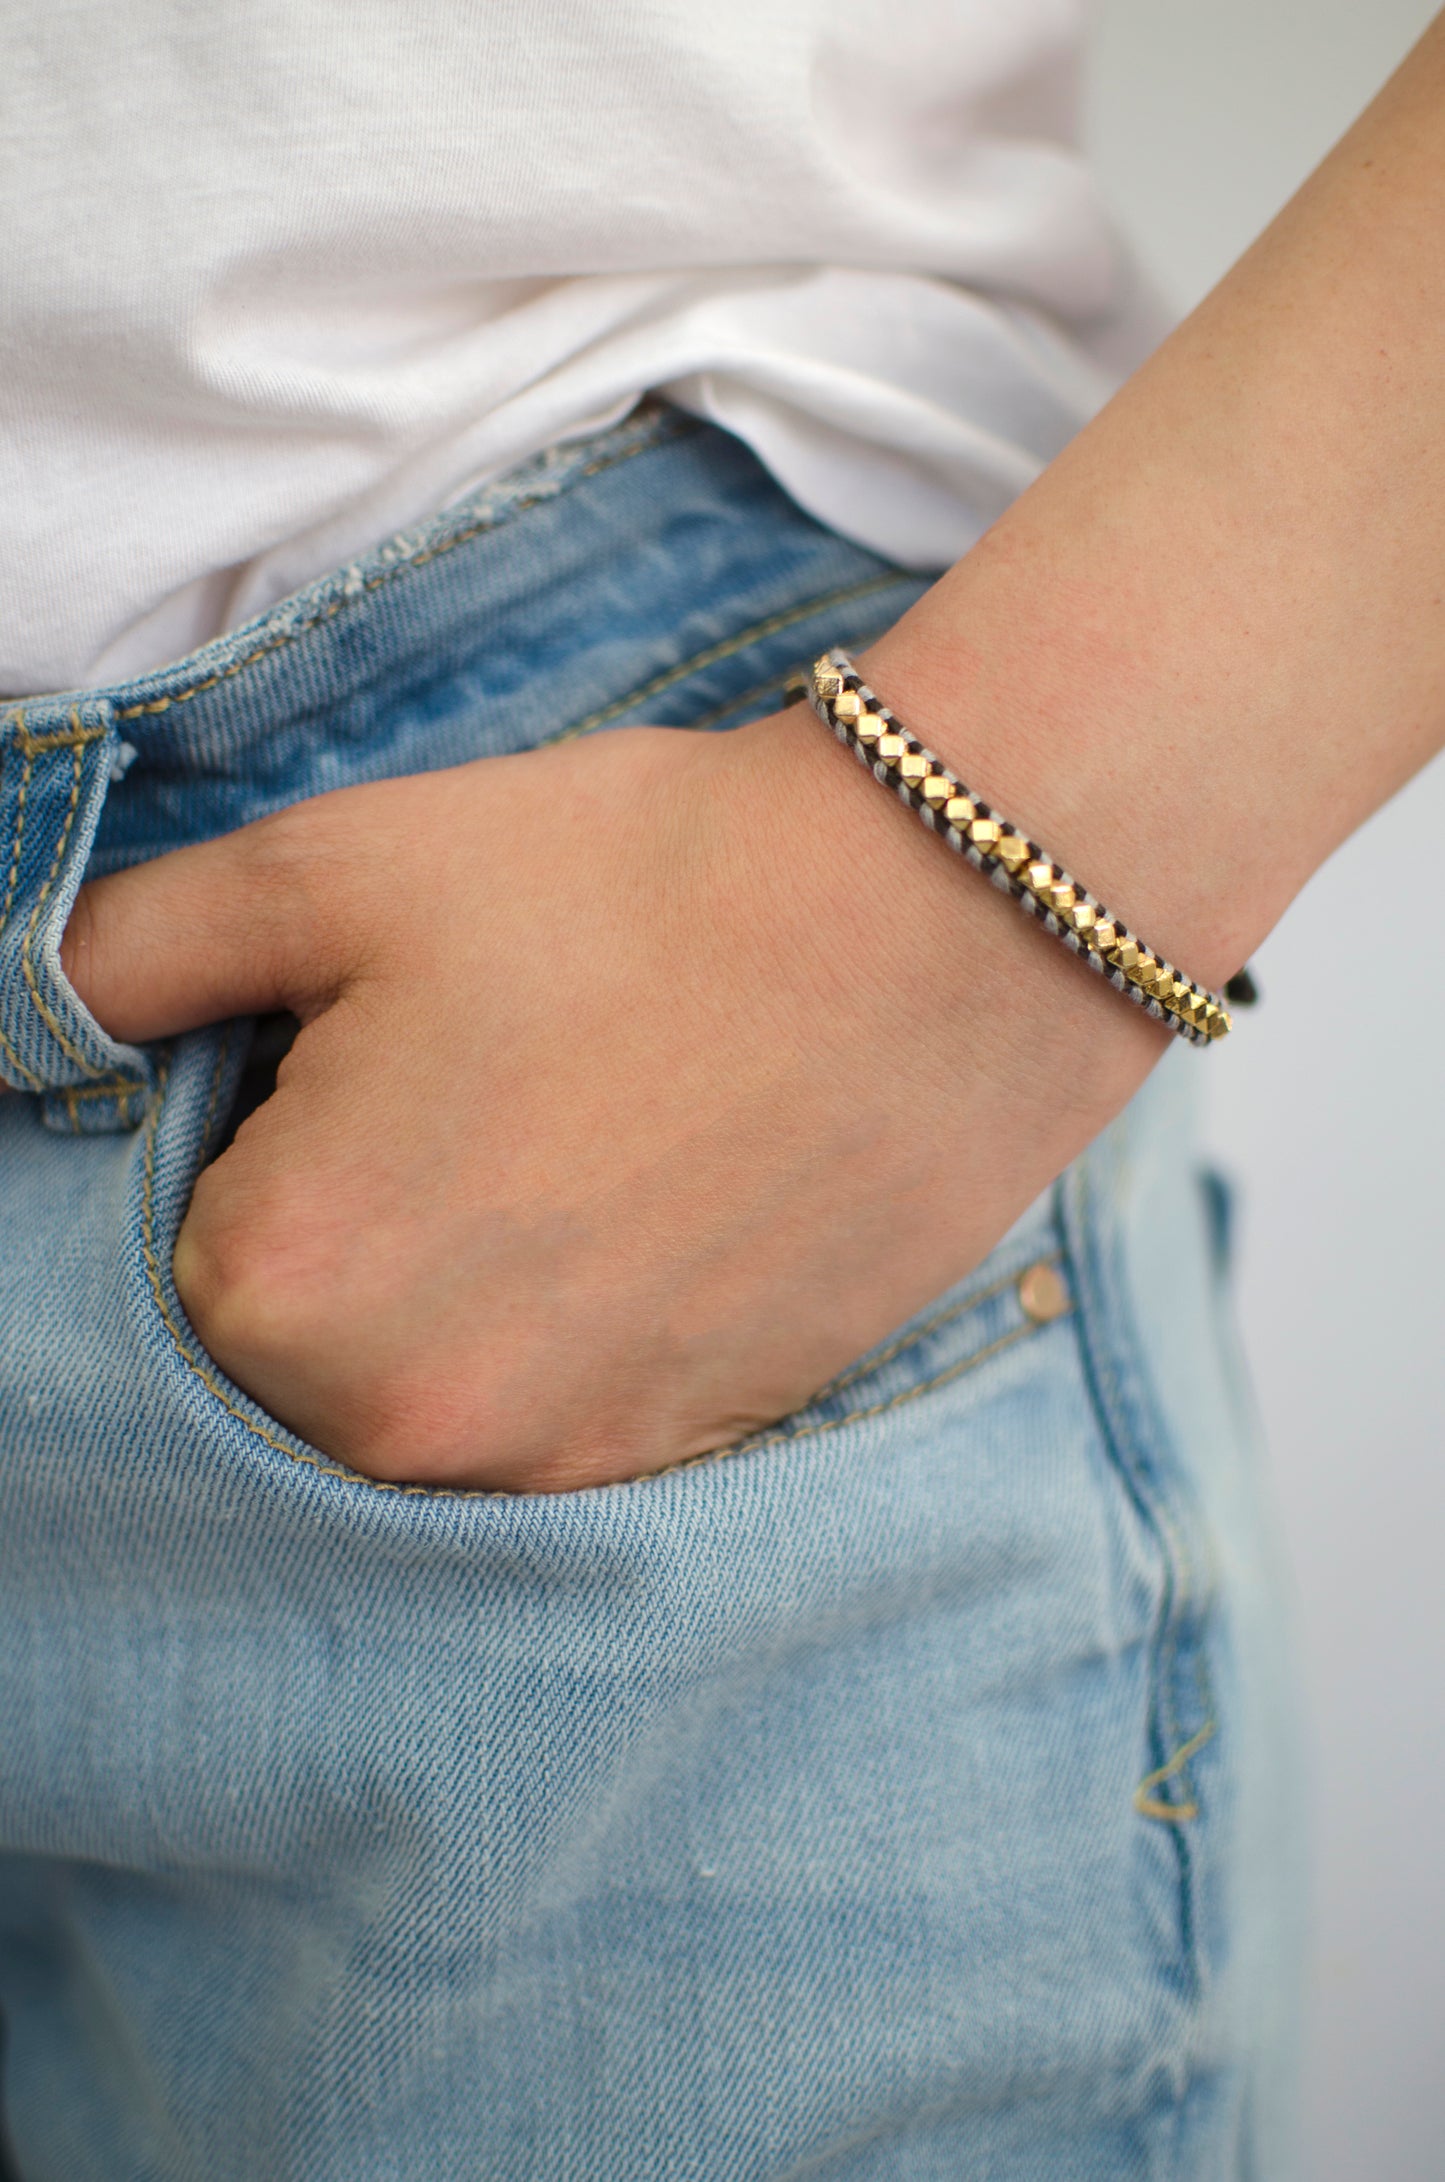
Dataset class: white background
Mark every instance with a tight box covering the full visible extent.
[1086,6,1445,2177]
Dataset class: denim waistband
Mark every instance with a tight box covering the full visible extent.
[0,399,929,1133]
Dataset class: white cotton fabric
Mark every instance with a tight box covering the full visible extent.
[0,0,1167,694]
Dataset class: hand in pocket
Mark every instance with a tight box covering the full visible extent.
[61,712,1158,1490]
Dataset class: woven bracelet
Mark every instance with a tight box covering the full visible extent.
[806,650,1248,1046]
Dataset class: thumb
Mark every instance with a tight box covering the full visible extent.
[61,807,347,1044]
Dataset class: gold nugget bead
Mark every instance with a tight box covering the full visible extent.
[875,733,907,762]
[898,750,929,783]
[1024,860,1054,895]
[921,774,954,806]
[969,817,1002,850]
[1110,936,1141,972]
[1091,920,1117,953]
[833,688,862,722]
[814,660,844,701]
[856,711,888,744]
[1047,879,1077,914]
[995,831,1031,872]
[1067,900,1097,934]
[944,796,976,828]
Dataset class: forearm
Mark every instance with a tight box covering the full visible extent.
[852,10,1445,993]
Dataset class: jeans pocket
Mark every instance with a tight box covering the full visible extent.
[669,1211,1076,1489]
[129,1018,1081,1524]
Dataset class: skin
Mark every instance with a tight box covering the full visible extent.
[56,13,1445,1492]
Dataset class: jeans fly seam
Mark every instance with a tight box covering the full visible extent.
[111,409,692,726]
[543,572,905,746]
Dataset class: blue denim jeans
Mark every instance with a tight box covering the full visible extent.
[0,401,1301,2179]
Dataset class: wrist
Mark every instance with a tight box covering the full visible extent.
[853,601,1271,1001]
[710,698,1164,1125]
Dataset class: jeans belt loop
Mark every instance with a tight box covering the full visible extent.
[0,698,157,1133]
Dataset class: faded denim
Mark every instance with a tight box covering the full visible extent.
[0,401,1302,2178]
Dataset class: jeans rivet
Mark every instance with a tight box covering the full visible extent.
[1018,1261,1070,1324]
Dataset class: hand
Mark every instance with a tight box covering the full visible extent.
[61,709,1159,1491]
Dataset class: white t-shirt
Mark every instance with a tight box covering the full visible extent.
[0,0,1164,695]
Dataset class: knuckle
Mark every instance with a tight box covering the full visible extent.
[173,1177,317,1368]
